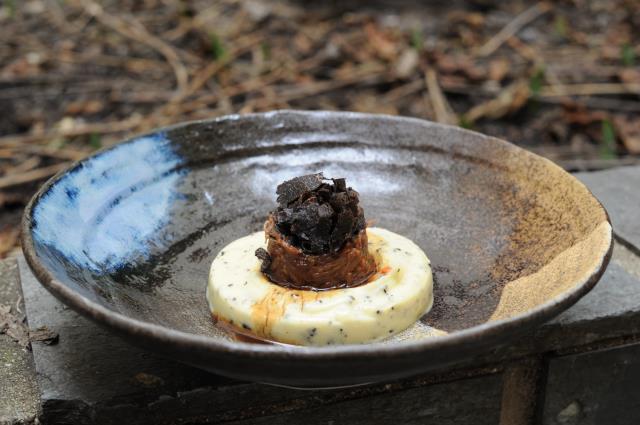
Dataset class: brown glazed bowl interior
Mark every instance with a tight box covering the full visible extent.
[22,111,612,387]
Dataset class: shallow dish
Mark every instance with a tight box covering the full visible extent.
[22,111,612,387]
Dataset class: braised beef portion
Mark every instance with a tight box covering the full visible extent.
[272,173,366,255]
[259,216,376,290]
[255,174,376,290]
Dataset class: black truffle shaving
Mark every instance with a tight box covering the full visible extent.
[254,248,271,272]
[276,173,324,206]
[271,173,366,255]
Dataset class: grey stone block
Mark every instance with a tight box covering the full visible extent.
[576,165,640,252]
[227,374,503,425]
[543,343,640,425]
[0,259,40,425]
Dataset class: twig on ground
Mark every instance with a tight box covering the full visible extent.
[539,96,640,112]
[382,79,424,104]
[4,157,42,175]
[477,2,551,57]
[506,37,540,62]
[0,116,144,146]
[540,83,640,97]
[169,33,263,105]
[0,163,71,189]
[464,80,531,123]
[167,54,326,116]
[272,68,387,101]
[425,68,457,125]
[82,0,189,93]
[0,144,87,161]
[506,36,565,95]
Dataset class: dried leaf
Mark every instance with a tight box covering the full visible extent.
[464,80,530,123]
[243,0,271,22]
[351,92,398,115]
[133,372,164,388]
[563,106,608,126]
[463,12,485,27]
[425,68,457,125]
[65,99,104,116]
[0,226,20,258]
[0,303,30,349]
[365,22,397,61]
[29,326,59,345]
[447,11,484,28]
[293,33,313,55]
[488,58,510,82]
[0,304,11,330]
[619,68,640,84]
[614,115,640,154]
[7,324,30,348]
[395,49,419,79]
[436,53,486,81]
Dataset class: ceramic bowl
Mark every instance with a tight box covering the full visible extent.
[22,111,612,387]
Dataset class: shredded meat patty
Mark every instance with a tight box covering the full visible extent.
[255,174,377,290]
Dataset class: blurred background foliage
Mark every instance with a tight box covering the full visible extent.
[0,0,639,257]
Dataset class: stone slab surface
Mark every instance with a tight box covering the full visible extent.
[0,259,40,425]
[576,165,640,252]
[543,343,640,425]
[227,374,503,425]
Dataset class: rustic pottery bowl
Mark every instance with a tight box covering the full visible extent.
[22,111,612,387]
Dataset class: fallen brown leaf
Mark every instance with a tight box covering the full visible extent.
[0,303,30,349]
[364,22,397,61]
[395,49,419,79]
[0,226,20,258]
[133,372,165,388]
[425,68,457,125]
[563,105,608,125]
[619,68,640,85]
[447,10,484,27]
[464,80,530,123]
[436,53,486,81]
[293,33,313,55]
[29,326,59,346]
[489,58,511,81]
[65,99,105,116]
[614,115,640,154]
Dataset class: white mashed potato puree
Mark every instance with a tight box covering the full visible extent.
[207,227,433,346]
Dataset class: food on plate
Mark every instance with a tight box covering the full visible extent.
[207,174,433,345]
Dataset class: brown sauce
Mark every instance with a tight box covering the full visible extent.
[211,314,292,346]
